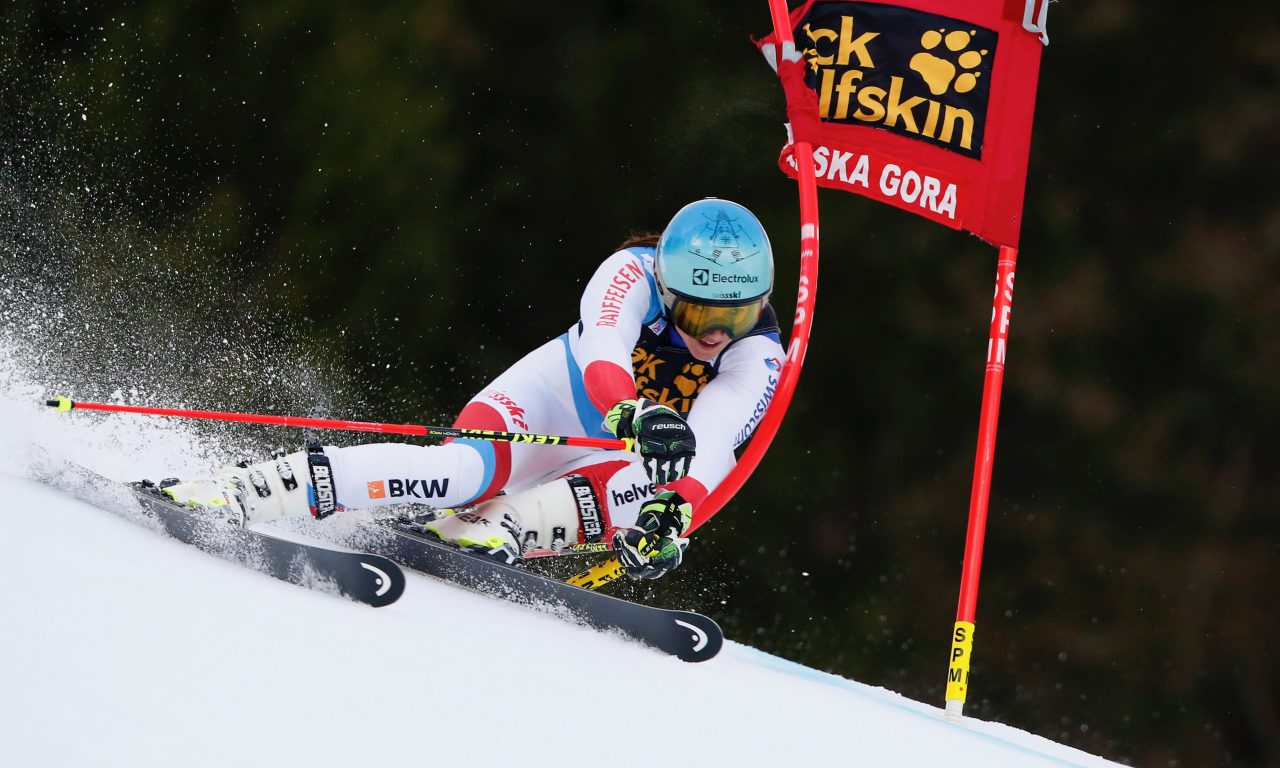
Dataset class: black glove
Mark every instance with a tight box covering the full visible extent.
[612,491,692,580]
[603,398,696,485]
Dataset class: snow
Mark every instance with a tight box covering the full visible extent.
[0,387,1122,768]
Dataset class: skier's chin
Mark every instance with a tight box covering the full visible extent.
[675,327,726,361]
[688,338,724,361]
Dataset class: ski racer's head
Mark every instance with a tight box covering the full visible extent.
[654,198,774,359]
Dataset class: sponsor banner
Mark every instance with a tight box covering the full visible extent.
[798,3,997,159]
[760,0,1046,248]
[789,138,971,228]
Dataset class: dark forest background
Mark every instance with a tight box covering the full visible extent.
[3,2,1278,765]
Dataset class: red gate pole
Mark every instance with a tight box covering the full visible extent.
[667,0,821,535]
[946,245,1018,718]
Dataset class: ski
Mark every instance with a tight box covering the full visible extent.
[32,457,718,654]
[353,519,724,662]
[36,459,406,608]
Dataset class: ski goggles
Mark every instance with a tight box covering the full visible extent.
[667,296,765,339]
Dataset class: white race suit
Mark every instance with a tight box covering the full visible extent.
[321,246,785,537]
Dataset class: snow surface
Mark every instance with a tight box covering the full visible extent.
[0,376,1123,768]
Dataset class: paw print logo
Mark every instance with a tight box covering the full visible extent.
[910,29,988,97]
[673,362,709,397]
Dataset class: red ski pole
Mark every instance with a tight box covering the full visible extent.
[45,396,631,452]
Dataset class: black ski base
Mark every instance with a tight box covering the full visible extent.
[44,459,405,607]
[356,519,724,662]
[127,485,405,607]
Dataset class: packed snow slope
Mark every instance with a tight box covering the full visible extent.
[0,397,1122,768]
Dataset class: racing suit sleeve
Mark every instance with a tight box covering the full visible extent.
[573,249,659,414]
[665,333,786,507]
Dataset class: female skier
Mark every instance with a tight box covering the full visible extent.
[163,198,785,580]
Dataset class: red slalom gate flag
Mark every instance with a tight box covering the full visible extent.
[759,0,1047,248]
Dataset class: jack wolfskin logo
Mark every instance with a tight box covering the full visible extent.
[799,3,996,159]
[673,362,709,397]
[910,29,989,97]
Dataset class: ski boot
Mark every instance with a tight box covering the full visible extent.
[154,475,250,526]
[156,450,318,526]
[420,503,524,566]
[417,479,592,566]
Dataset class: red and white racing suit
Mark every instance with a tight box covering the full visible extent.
[323,246,785,543]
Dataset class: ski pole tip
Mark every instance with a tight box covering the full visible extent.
[46,396,74,412]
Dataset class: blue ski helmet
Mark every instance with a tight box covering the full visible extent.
[654,198,774,339]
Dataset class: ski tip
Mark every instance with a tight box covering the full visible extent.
[359,557,407,607]
[672,613,724,662]
[46,396,74,412]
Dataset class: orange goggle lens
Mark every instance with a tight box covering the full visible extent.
[669,297,763,339]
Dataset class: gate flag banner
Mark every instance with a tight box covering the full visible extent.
[759,0,1046,248]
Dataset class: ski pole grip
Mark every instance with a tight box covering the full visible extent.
[47,396,74,412]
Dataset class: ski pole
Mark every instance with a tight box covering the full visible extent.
[44,396,632,452]
[567,557,628,590]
